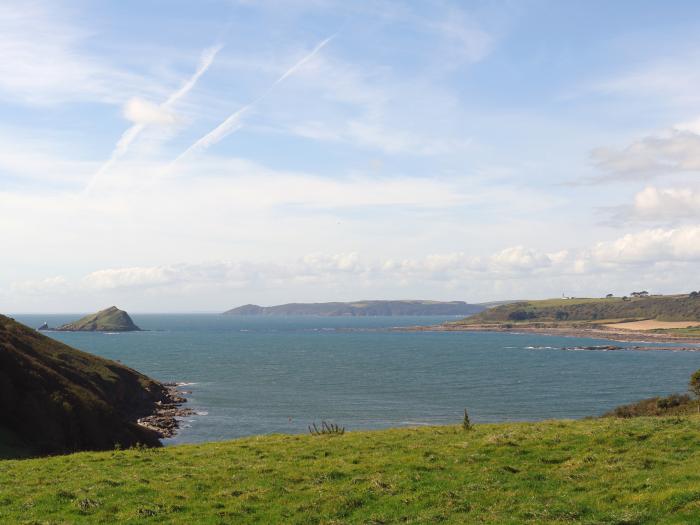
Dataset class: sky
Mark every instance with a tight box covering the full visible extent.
[3,0,700,312]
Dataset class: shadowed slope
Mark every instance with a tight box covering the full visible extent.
[0,315,166,456]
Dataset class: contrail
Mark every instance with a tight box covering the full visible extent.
[85,44,223,192]
[172,35,334,165]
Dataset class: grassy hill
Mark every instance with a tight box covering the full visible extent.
[2,417,700,523]
[56,306,141,332]
[224,300,484,316]
[459,294,700,325]
[0,314,166,456]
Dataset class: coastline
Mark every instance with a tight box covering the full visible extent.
[406,323,700,346]
[137,383,195,439]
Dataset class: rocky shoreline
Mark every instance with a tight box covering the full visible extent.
[137,383,196,439]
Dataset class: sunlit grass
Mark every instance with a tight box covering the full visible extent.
[2,416,700,523]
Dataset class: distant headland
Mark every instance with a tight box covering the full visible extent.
[224,300,485,317]
[414,292,700,343]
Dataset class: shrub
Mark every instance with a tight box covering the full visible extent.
[689,370,700,413]
[508,310,536,321]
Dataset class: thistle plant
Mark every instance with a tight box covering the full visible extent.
[308,421,345,436]
[462,409,473,431]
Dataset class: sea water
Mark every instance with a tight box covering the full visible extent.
[12,314,700,445]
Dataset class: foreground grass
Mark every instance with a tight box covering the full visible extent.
[3,417,700,524]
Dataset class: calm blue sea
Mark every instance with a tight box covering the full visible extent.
[11,314,700,445]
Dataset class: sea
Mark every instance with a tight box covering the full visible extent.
[11,314,700,445]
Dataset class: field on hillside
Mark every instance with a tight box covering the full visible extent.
[460,294,700,326]
[604,320,700,331]
[2,417,700,524]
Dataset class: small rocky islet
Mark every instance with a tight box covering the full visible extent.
[53,306,141,332]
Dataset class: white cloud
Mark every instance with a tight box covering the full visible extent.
[175,36,333,163]
[280,51,470,156]
[592,130,700,179]
[604,186,700,225]
[591,225,700,264]
[10,276,69,295]
[291,119,471,156]
[88,44,222,191]
[0,130,98,185]
[591,118,700,181]
[592,58,700,105]
[123,98,177,126]
[0,1,162,105]
[429,6,493,64]
[10,223,700,310]
[83,267,177,290]
[490,246,552,272]
[633,186,700,219]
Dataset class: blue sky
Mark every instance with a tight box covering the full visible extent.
[3,0,700,312]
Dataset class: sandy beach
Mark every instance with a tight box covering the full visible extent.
[407,322,700,346]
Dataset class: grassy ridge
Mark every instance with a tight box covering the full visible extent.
[462,294,700,324]
[2,417,700,523]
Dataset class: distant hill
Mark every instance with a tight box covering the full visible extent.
[461,294,700,324]
[56,306,140,332]
[224,300,485,316]
[0,314,167,456]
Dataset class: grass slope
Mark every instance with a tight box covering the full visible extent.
[0,314,164,455]
[461,294,700,325]
[56,306,140,332]
[2,417,700,524]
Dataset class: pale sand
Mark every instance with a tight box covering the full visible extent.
[604,320,700,331]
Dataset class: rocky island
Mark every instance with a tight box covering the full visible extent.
[55,305,141,332]
[0,314,188,457]
[224,300,484,316]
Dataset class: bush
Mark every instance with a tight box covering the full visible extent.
[508,310,537,321]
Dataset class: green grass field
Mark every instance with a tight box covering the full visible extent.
[3,416,700,524]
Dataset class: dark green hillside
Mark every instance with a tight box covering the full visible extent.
[462,294,700,324]
[0,315,166,456]
[56,306,140,332]
[225,300,484,316]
